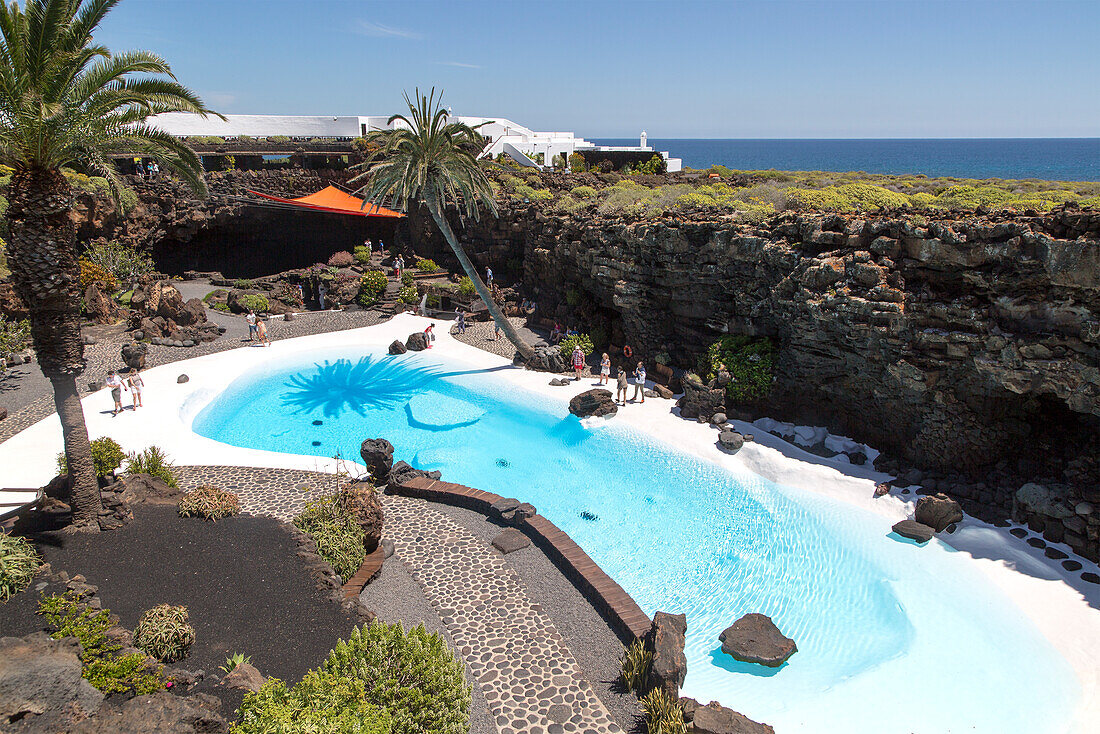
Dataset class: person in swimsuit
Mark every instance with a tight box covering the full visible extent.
[127,368,144,409]
[256,317,270,346]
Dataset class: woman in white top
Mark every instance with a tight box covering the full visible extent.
[599,353,611,385]
[127,368,144,409]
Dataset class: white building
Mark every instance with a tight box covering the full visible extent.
[147,113,682,172]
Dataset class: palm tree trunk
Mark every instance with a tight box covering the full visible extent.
[5,166,101,531]
[424,192,535,362]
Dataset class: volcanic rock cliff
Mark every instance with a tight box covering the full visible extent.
[44,174,1100,561]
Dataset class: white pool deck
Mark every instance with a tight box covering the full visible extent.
[1,313,1098,732]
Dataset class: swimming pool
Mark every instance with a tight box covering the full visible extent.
[192,346,1080,733]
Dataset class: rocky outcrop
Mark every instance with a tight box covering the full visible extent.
[386,460,441,487]
[568,389,617,418]
[128,280,219,346]
[68,692,227,733]
[677,374,726,420]
[0,632,105,730]
[388,339,407,355]
[342,481,384,554]
[914,493,964,532]
[683,699,775,734]
[220,662,265,693]
[121,341,147,370]
[83,282,123,324]
[405,332,428,352]
[718,613,797,667]
[646,612,687,699]
[359,438,394,484]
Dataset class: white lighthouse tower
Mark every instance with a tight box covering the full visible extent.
[640,130,648,148]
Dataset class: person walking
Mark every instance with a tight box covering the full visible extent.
[599,353,611,385]
[127,368,144,409]
[106,370,126,416]
[571,345,586,381]
[246,309,258,341]
[631,361,647,403]
[616,367,629,405]
[256,317,270,346]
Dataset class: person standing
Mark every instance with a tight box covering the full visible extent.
[616,367,629,405]
[106,370,126,416]
[394,255,403,279]
[632,361,647,403]
[318,281,328,310]
[424,323,435,348]
[455,309,467,334]
[486,266,493,288]
[599,353,611,385]
[127,368,144,409]
[571,345,585,381]
[256,317,270,346]
[378,238,386,255]
[246,309,258,341]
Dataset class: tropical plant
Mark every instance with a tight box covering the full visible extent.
[0,0,218,531]
[125,446,177,486]
[1,533,39,601]
[619,638,652,694]
[38,592,165,694]
[416,258,440,272]
[356,270,388,307]
[642,688,687,734]
[234,668,391,734]
[177,486,241,521]
[634,154,667,175]
[349,89,534,362]
[293,495,365,582]
[219,652,252,675]
[558,333,594,360]
[698,335,777,404]
[56,435,125,477]
[133,604,194,662]
[568,152,586,172]
[323,622,469,734]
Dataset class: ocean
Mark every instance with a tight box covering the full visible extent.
[590,138,1100,182]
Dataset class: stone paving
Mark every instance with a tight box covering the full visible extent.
[173,465,625,734]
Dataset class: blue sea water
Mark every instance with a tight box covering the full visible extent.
[192,349,1080,733]
[591,138,1100,181]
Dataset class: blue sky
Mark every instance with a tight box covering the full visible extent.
[96,0,1099,138]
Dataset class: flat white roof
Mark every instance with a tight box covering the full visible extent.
[149,113,364,138]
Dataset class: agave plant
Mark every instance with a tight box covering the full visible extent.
[219,651,251,675]
[0,0,218,530]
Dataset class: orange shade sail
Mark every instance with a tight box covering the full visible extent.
[247,186,405,217]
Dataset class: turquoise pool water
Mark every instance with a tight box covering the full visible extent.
[193,349,1080,733]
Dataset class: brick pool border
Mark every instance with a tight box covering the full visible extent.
[389,475,652,641]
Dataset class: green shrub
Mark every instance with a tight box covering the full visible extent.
[416,258,440,273]
[211,302,231,312]
[558,333,594,360]
[84,240,154,284]
[511,184,552,202]
[634,154,667,175]
[353,245,372,264]
[220,652,252,675]
[56,436,127,477]
[293,496,365,582]
[125,446,177,487]
[202,288,228,303]
[564,288,580,307]
[237,293,269,313]
[1,534,39,602]
[0,314,30,362]
[38,592,165,694]
[698,336,777,404]
[568,152,586,172]
[323,623,469,734]
[357,270,388,307]
[400,269,414,286]
[570,185,598,199]
[642,688,687,734]
[134,604,195,663]
[620,638,652,694]
[234,668,391,734]
[177,486,241,521]
[269,135,290,144]
[0,237,9,279]
[456,276,476,297]
[233,278,255,289]
[552,194,588,215]
[398,284,419,305]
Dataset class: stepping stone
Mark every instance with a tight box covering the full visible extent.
[1083,572,1100,585]
[491,528,530,554]
[1026,537,1047,549]
[1044,547,1068,560]
[1062,560,1082,572]
[892,520,934,543]
[1010,528,1028,538]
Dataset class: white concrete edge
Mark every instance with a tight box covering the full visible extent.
[1,311,1097,732]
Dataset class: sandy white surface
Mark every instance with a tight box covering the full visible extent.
[2,313,1097,732]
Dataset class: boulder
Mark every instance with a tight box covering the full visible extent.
[220,661,265,693]
[710,412,728,425]
[528,345,567,373]
[691,701,775,734]
[549,378,569,386]
[490,497,521,517]
[568,389,617,418]
[892,519,934,543]
[491,528,531,554]
[718,613,797,667]
[387,460,441,487]
[342,482,384,554]
[388,339,407,355]
[116,473,185,506]
[405,332,428,352]
[176,298,206,327]
[1015,482,1074,520]
[646,612,687,698]
[177,374,189,383]
[121,341,148,370]
[69,691,228,733]
[84,282,123,324]
[501,502,536,526]
[0,633,105,730]
[914,493,964,532]
[653,384,675,399]
[677,377,725,420]
[359,438,394,483]
[717,430,744,454]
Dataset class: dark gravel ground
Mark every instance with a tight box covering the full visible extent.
[0,504,360,717]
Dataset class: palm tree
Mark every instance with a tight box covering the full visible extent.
[0,0,217,531]
[349,88,534,363]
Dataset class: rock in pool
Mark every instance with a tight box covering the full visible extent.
[718,613,796,667]
[568,389,617,418]
[892,519,934,543]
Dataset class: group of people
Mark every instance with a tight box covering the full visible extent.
[133,161,159,180]
[550,322,579,345]
[245,309,272,346]
[363,238,385,256]
[105,368,145,416]
[571,345,648,404]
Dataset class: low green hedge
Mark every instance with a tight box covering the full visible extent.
[56,436,126,478]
